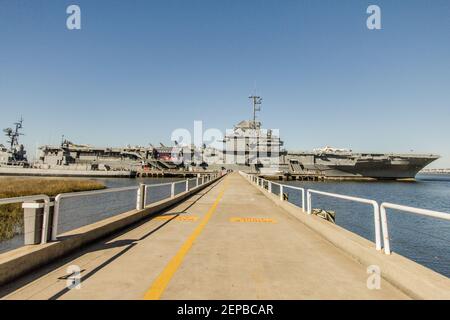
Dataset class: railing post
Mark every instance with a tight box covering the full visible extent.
[373,203,382,251]
[307,191,312,214]
[380,205,391,254]
[196,177,199,187]
[41,200,51,244]
[52,196,61,241]
[280,185,284,201]
[268,181,272,193]
[301,189,305,212]
[185,179,189,192]
[22,201,45,245]
[136,183,145,210]
[171,182,175,198]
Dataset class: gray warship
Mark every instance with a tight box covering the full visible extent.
[0,120,137,177]
[1,102,440,180]
[284,147,439,180]
[0,118,29,168]
[217,97,439,180]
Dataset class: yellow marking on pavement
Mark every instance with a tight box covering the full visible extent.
[230,217,277,223]
[154,215,199,222]
[144,178,228,300]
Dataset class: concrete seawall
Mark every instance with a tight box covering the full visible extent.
[0,175,224,286]
[247,178,450,299]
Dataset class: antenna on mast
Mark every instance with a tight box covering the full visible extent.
[3,117,24,151]
[248,96,262,129]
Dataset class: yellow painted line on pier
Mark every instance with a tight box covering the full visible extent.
[229,217,277,223]
[153,215,199,222]
[144,178,228,300]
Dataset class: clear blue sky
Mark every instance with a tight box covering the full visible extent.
[0,0,449,167]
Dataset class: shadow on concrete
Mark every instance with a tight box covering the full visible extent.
[0,180,220,299]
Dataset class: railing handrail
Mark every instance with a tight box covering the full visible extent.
[145,181,183,188]
[239,171,306,212]
[55,186,138,200]
[307,189,378,207]
[381,202,450,220]
[239,172,380,251]
[240,170,450,257]
[0,194,51,245]
[0,194,51,205]
[307,189,381,251]
[280,183,305,192]
[380,202,450,255]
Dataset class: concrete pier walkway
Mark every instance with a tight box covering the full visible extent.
[0,173,409,300]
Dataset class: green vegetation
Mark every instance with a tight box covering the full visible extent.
[0,178,105,242]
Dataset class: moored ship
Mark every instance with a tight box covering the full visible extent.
[285,147,439,180]
[1,102,440,180]
[217,97,439,180]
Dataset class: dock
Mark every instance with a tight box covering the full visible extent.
[0,172,449,300]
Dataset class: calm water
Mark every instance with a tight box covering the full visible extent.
[279,174,450,277]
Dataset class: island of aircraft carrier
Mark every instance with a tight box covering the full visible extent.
[0,98,439,180]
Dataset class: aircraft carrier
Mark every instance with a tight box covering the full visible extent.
[284,147,439,180]
[219,97,439,180]
[0,98,440,180]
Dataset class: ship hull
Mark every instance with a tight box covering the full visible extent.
[286,153,439,180]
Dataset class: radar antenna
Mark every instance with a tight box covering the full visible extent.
[3,117,24,151]
[248,96,262,129]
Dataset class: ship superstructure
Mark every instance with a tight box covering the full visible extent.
[221,96,285,173]
[0,118,29,167]
[36,140,186,172]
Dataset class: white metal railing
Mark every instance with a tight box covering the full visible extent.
[307,189,382,251]
[240,171,450,255]
[1,172,222,246]
[0,195,52,244]
[380,202,450,255]
[240,171,380,251]
[53,173,221,240]
[53,186,138,241]
[239,172,305,211]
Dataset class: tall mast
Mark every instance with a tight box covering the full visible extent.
[248,96,262,129]
[3,117,24,151]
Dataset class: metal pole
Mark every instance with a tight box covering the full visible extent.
[301,190,305,212]
[373,203,382,251]
[185,179,189,192]
[52,196,61,241]
[40,200,51,244]
[307,191,312,214]
[171,182,175,198]
[380,206,391,254]
[280,185,284,201]
[136,183,145,210]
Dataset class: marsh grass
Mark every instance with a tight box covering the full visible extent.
[0,178,105,241]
